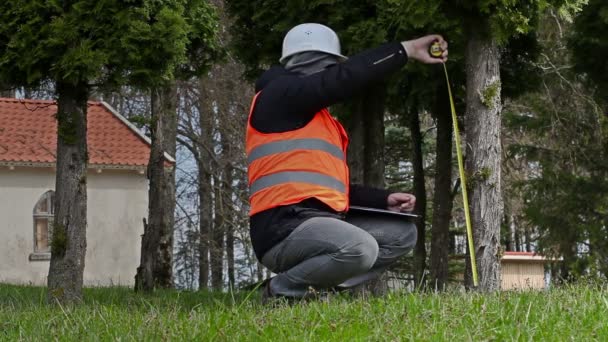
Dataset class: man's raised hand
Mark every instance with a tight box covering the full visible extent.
[402,35,448,64]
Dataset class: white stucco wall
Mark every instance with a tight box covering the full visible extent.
[0,166,147,286]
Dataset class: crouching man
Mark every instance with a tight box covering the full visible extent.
[246,23,448,300]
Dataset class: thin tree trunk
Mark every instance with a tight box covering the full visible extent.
[206,0,249,287]
[515,226,522,252]
[197,162,211,290]
[223,153,235,288]
[347,86,387,186]
[524,227,532,252]
[347,87,386,185]
[210,174,225,290]
[464,20,503,291]
[226,217,235,288]
[47,81,89,304]
[504,214,512,251]
[509,214,517,251]
[197,76,215,290]
[363,87,386,187]
[364,87,388,295]
[346,102,365,184]
[430,87,454,291]
[408,106,427,288]
[346,86,388,295]
[560,244,577,282]
[135,83,177,291]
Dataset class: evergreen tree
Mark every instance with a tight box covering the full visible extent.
[570,0,608,105]
[135,0,219,292]
[505,11,608,280]
[0,0,212,303]
[225,0,584,291]
[386,0,584,291]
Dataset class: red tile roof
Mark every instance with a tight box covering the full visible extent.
[0,97,170,168]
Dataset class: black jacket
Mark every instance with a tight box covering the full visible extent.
[249,42,409,260]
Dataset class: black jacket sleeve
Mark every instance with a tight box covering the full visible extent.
[349,184,391,209]
[252,42,408,133]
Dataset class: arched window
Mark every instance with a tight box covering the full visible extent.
[33,191,54,254]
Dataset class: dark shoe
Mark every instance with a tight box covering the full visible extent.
[260,278,295,306]
[329,284,365,297]
[260,279,329,306]
[260,278,277,305]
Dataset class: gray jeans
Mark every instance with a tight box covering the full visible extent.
[261,215,417,297]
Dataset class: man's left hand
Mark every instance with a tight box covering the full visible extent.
[387,193,416,212]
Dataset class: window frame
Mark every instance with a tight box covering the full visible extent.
[30,190,55,261]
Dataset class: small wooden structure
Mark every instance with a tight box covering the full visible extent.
[501,251,554,290]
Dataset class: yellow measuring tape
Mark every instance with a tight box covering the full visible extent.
[431,42,479,286]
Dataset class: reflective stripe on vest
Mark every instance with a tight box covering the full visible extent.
[247,138,345,165]
[249,171,347,194]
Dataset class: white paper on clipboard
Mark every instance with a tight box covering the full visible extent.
[348,206,419,218]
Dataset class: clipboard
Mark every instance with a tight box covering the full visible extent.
[348,205,419,218]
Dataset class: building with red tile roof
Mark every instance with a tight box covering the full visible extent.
[0,97,174,169]
[0,97,167,286]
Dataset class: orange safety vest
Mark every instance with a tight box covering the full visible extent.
[246,92,350,216]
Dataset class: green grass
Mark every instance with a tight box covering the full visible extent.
[1,284,608,341]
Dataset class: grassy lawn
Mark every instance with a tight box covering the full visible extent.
[1,283,607,341]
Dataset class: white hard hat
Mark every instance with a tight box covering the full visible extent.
[280,23,347,64]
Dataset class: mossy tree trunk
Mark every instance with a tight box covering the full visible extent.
[464,19,503,292]
[135,83,177,291]
[47,81,89,304]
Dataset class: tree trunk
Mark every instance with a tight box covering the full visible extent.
[346,86,388,295]
[560,244,577,282]
[223,149,235,289]
[408,106,427,288]
[524,227,532,252]
[346,86,387,186]
[47,81,89,304]
[346,102,365,184]
[464,21,503,291]
[363,87,387,295]
[430,87,454,291]
[203,0,249,287]
[226,214,235,288]
[504,214,513,251]
[197,161,211,290]
[363,87,387,187]
[135,83,177,291]
[515,223,522,252]
[197,74,217,290]
[210,174,225,290]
